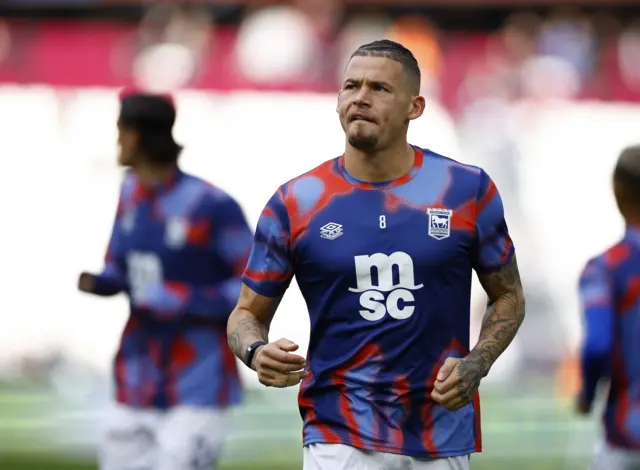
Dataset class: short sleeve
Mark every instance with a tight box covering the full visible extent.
[102,178,129,280]
[241,188,294,297]
[579,257,614,358]
[472,170,515,273]
[103,200,124,278]
[579,258,613,312]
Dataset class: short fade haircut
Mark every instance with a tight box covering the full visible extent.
[615,145,640,204]
[350,39,421,95]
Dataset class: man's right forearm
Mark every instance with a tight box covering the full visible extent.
[227,307,269,363]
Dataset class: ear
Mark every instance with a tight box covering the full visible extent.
[408,95,426,121]
[613,178,627,214]
[130,128,141,148]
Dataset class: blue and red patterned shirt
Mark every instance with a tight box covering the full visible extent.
[242,146,515,457]
[579,225,640,449]
[90,169,252,409]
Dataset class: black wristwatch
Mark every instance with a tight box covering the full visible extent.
[244,340,267,369]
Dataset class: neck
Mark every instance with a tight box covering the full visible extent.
[133,161,177,187]
[627,219,640,229]
[344,140,415,183]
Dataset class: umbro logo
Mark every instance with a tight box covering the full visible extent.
[320,222,343,240]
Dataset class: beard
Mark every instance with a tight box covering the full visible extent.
[348,130,379,152]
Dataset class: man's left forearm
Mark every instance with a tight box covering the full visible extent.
[468,292,525,376]
[468,256,526,377]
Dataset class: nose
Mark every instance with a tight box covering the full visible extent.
[353,86,371,107]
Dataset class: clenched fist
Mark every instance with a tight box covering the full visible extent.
[431,356,483,411]
[252,338,309,388]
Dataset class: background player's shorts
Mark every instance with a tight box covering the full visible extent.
[590,441,640,470]
[99,402,228,470]
[303,443,471,470]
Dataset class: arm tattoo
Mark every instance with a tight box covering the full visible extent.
[228,313,269,362]
[457,255,525,400]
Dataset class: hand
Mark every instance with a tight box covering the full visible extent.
[575,392,591,415]
[431,356,483,411]
[78,272,96,293]
[253,338,309,388]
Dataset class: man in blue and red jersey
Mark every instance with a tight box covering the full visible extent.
[227,39,525,470]
[78,91,253,470]
[576,146,640,469]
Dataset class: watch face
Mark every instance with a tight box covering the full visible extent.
[245,346,255,365]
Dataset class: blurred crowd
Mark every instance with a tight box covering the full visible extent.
[116,3,640,108]
[1,3,640,111]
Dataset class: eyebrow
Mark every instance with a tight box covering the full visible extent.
[343,78,394,90]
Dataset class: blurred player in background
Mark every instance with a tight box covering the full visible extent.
[227,40,525,470]
[78,91,253,470]
[576,145,640,470]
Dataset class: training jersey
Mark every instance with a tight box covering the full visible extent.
[242,146,515,458]
[89,169,252,409]
[579,225,640,449]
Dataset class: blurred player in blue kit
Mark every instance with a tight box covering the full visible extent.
[227,40,525,470]
[576,145,640,469]
[78,90,253,470]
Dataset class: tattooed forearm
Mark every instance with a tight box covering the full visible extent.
[466,255,526,378]
[227,287,282,364]
[227,310,269,361]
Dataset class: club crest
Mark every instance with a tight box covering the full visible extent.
[427,208,453,240]
[165,217,189,248]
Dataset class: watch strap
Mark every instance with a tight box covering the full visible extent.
[244,340,267,368]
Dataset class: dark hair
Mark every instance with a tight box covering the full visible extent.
[118,92,182,164]
[615,145,640,204]
[351,39,421,94]
[137,129,183,164]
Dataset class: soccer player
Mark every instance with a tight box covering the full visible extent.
[78,91,253,470]
[227,39,525,470]
[576,146,640,470]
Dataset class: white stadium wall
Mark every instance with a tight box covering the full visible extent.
[0,86,637,387]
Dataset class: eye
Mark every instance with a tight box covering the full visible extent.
[343,83,355,90]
